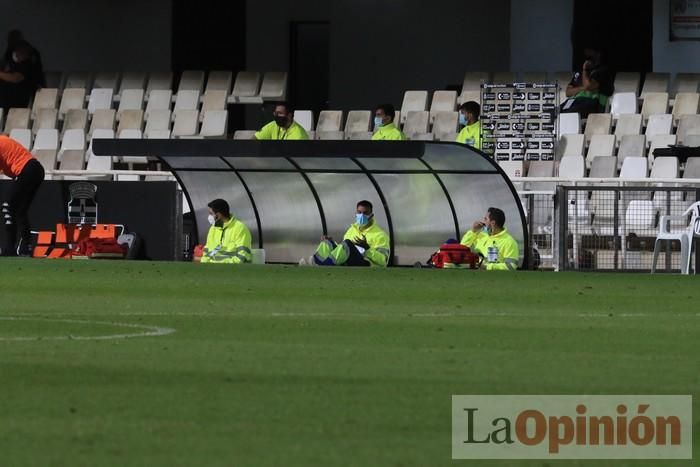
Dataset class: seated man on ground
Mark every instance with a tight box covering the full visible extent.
[455,101,481,149]
[200,199,252,264]
[371,104,406,141]
[307,200,390,267]
[255,101,309,140]
[460,207,519,271]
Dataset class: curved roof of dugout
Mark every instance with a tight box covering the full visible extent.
[93,140,528,267]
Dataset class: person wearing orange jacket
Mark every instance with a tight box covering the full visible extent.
[0,135,44,256]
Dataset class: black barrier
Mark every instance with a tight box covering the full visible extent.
[0,181,181,261]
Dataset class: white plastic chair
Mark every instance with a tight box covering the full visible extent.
[87,88,113,114]
[294,110,314,132]
[200,110,228,138]
[400,91,428,124]
[9,128,31,150]
[610,92,637,119]
[652,202,700,274]
[558,113,581,135]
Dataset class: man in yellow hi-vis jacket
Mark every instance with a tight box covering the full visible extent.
[201,199,252,264]
[306,200,390,267]
[460,207,519,271]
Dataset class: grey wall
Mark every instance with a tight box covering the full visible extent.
[247,0,511,111]
[653,0,700,72]
[510,0,573,73]
[0,0,172,71]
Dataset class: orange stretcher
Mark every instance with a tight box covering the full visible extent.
[32,224,123,259]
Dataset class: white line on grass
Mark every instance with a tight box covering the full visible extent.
[0,317,175,341]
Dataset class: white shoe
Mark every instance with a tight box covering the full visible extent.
[298,257,307,266]
[308,255,317,266]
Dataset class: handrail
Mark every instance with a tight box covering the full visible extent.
[508,177,700,184]
[41,170,175,177]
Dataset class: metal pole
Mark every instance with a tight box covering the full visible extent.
[556,186,567,271]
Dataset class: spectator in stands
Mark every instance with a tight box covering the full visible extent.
[561,46,613,117]
[303,200,390,267]
[2,30,43,87]
[456,101,481,149]
[200,199,252,264]
[566,46,602,96]
[461,207,518,271]
[372,104,406,140]
[2,30,23,64]
[0,41,41,112]
[255,102,309,140]
[0,135,45,256]
[560,67,612,117]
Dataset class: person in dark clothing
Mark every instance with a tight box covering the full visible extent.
[561,46,614,117]
[2,31,43,88]
[3,30,24,64]
[0,41,39,112]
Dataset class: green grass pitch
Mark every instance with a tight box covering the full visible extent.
[0,258,697,466]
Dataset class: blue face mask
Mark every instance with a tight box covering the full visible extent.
[374,116,384,128]
[459,113,467,126]
[356,213,371,226]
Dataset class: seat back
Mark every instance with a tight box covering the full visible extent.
[640,92,668,119]
[400,91,428,123]
[645,114,672,137]
[672,93,699,123]
[650,156,680,179]
[558,113,581,135]
[293,110,314,131]
[200,110,228,137]
[4,108,30,133]
[619,155,648,178]
[345,111,371,133]
[87,88,113,114]
[232,71,261,97]
[259,72,288,100]
[172,110,199,137]
[59,88,86,117]
[614,114,642,137]
[558,155,585,177]
[558,134,585,158]
[317,110,343,132]
[610,92,637,119]
[584,113,612,143]
[118,89,145,116]
[403,110,430,136]
[205,71,233,94]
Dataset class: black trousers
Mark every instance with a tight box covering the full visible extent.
[342,239,370,267]
[1,159,44,256]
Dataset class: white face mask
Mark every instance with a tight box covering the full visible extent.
[207,214,216,226]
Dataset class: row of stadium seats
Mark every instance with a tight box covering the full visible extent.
[42,70,287,103]
[46,70,700,101]
[500,155,700,180]
[2,107,228,141]
[558,133,683,169]
[560,112,700,144]
[460,71,700,98]
[6,128,159,173]
[609,92,700,119]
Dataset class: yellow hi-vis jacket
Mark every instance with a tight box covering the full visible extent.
[201,216,252,264]
[372,122,406,141]
[342,221,391,267]
[460,228,519,271]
